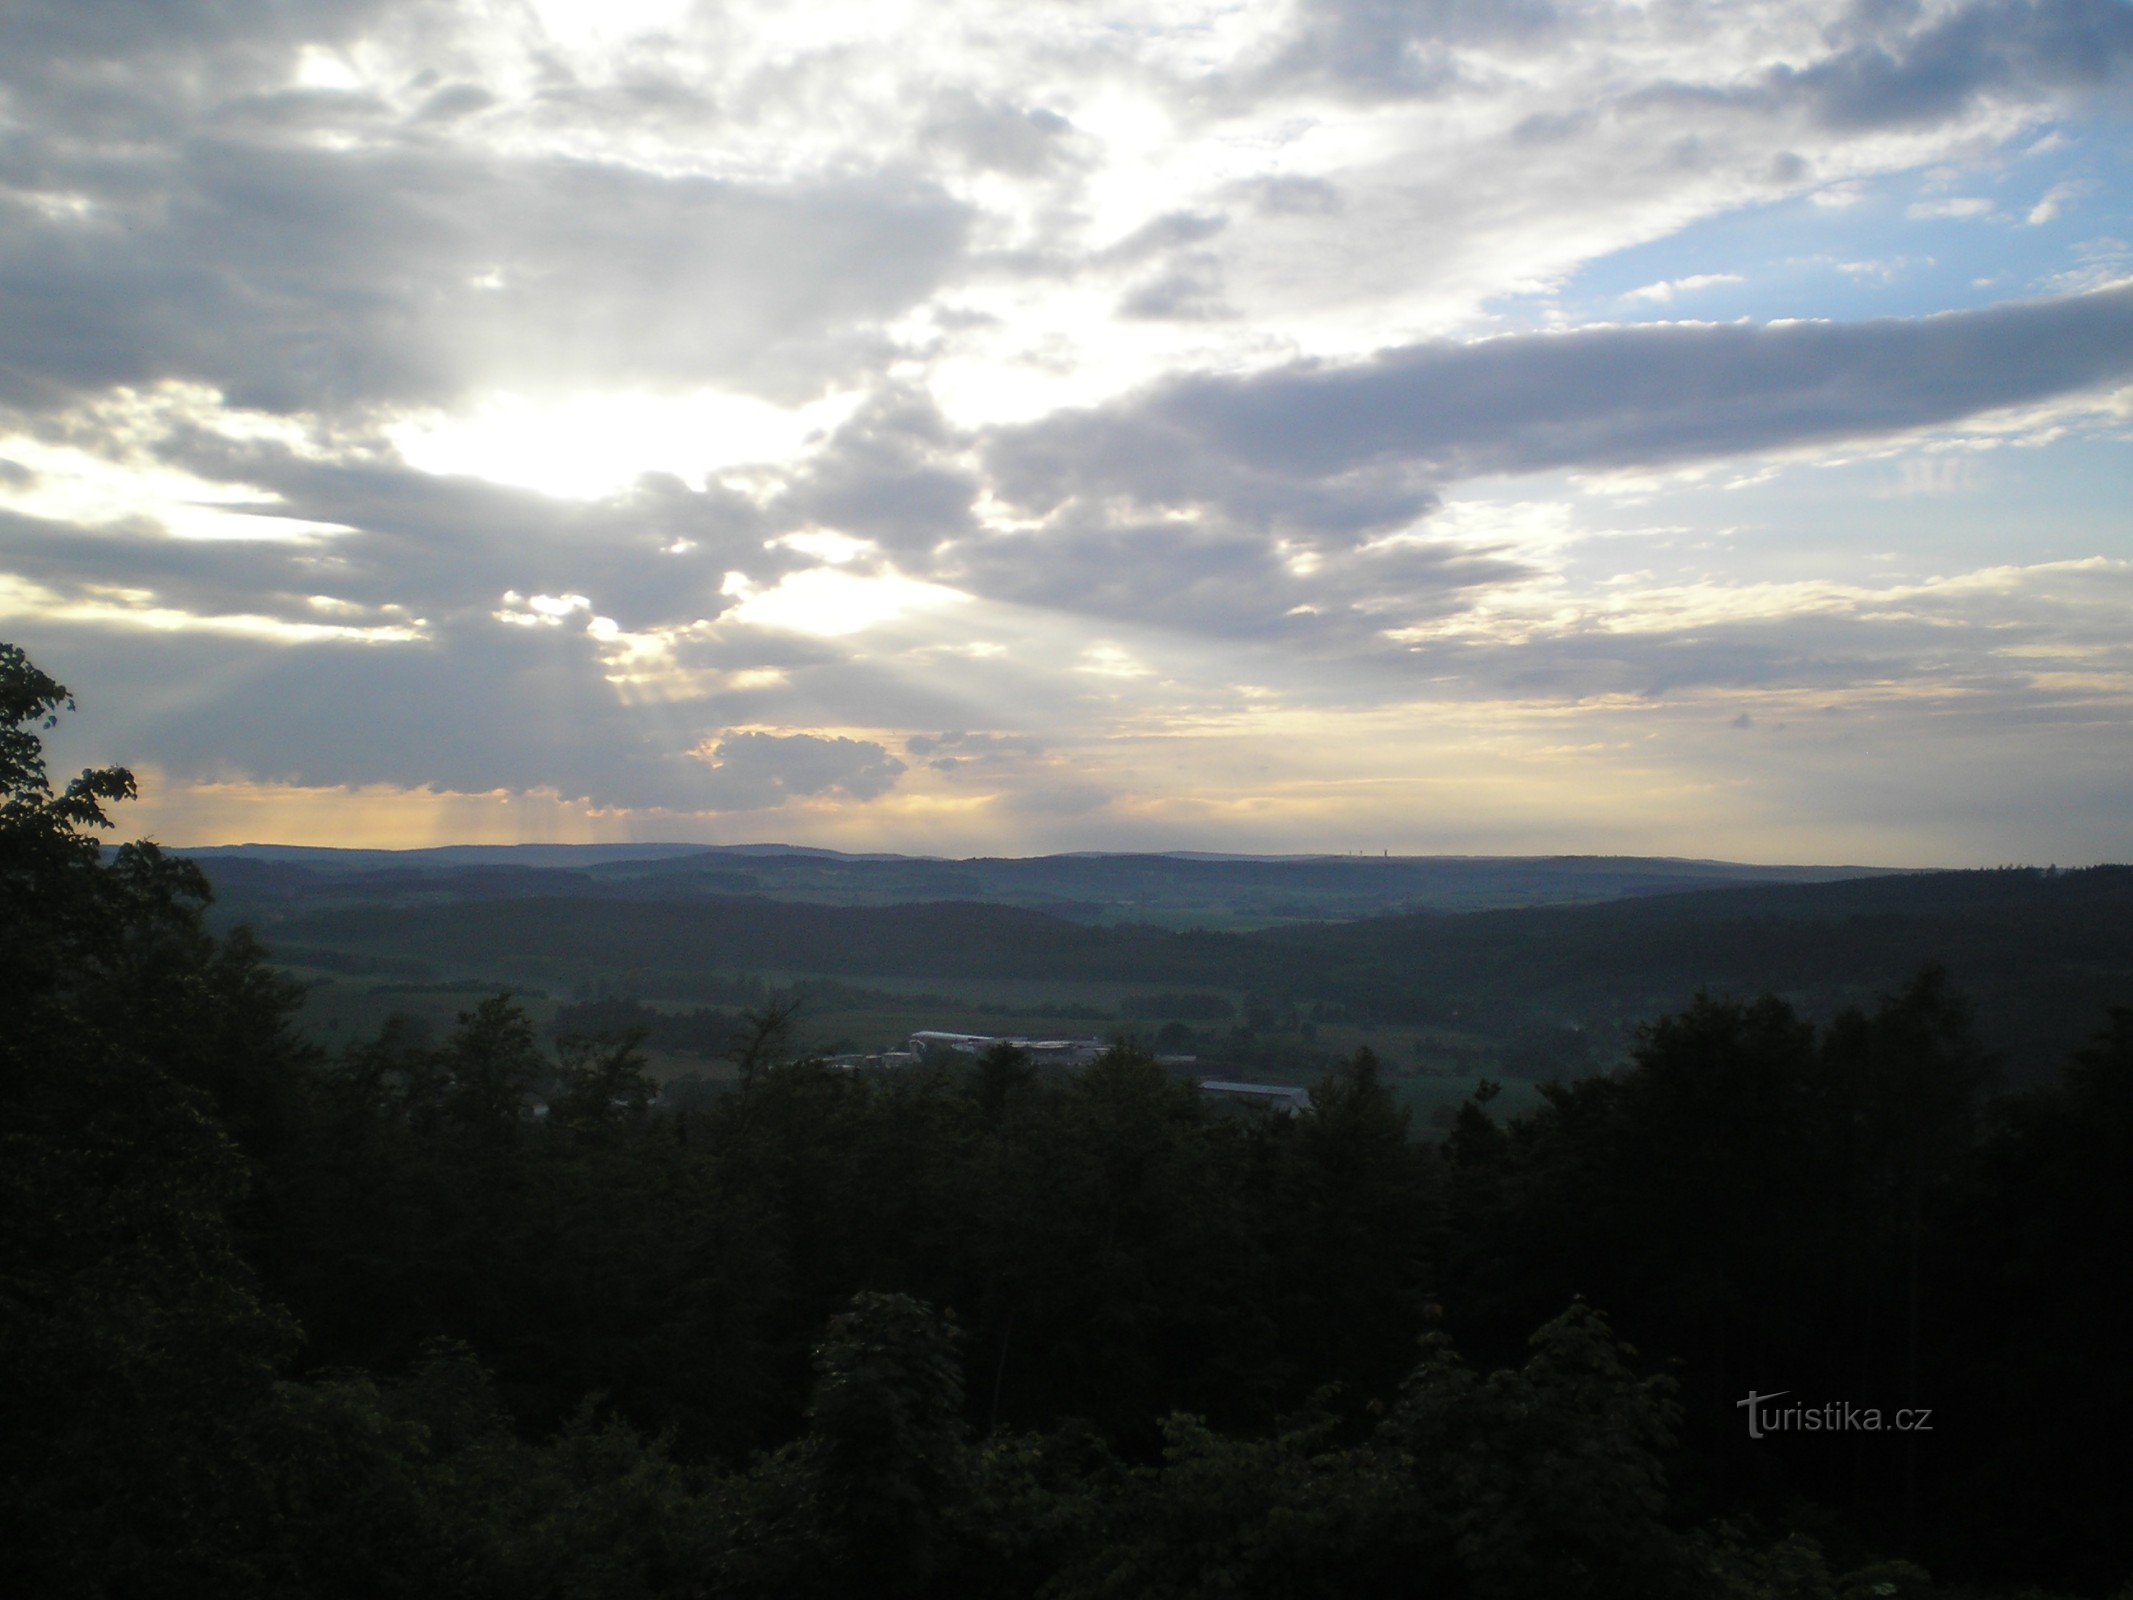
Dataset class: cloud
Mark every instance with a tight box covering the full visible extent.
[1764,0,2133,131]
[1117,256,1236,322]
[896,729,1121,823]
[1626,274,1744,303]
[988,285,2133,507]
[1,0,398,109]
[765,389,981,558]
[2026,178,2090,224]
[1258,0,1564,99]
[32,281,2122,674]
[0,140,971,414]
[4,596,908,815]
[4,0,2131,862]
[1907,196,1995,219]
[692,730,906,808]
[1386,556,2133,704]
[919,91,1081,177]
[8,615,681,802]
[939,514,1532,643]
[947,287,2133,650]
[0,438,779,636]
[906,729,1045,769]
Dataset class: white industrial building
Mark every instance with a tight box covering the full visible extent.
[1196,1080,1313,1116]
[906,1030,1107,1067]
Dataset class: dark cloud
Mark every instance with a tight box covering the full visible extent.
[986,409,1437,537]
[1510,107,1601,146]
[897,731,1114,819]
[956,287,2133,647]
[415,82,498,123]
[1117,256,1234,322]
[1409,615,1962,703]
[517,66,723,136]
[1634,0,2133,131]
[6,615,695,807]
[905,730,1044,759]
[1094,211,1229,267]
[1777,0,2133,130]
[0,0,961,417]
[768,389,981,557]
[694,730,905,808]
[919,92,1080,176]
[0,136,971,414]
[0,0,435,149]
[2,0,391,70]
[212,453,780,630]
[1261,0,1563,98]
[989,284,2133,506]
[938,512,1530,643]
[6,608,909,814]
[1237,175,1346,217]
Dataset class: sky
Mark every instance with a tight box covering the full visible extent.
[3,0,2131,865]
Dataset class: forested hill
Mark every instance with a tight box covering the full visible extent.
[226,862,2133,1084]
[1262,864,2133,1078]
[185,841,1896,926]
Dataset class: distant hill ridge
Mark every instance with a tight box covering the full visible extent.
[208,862,2132,1086]
[177,840,1899,871]
[179,841,1907,925]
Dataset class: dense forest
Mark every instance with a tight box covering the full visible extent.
[6,639,2131,1599]
[211,850,2133,1088]
[187,841,1897,924]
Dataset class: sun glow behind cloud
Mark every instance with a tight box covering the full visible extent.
[726,566,972,638]
[0,433,354,543]
[389,389,865,499]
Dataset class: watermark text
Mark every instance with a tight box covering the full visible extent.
[1737,1390,1933,1439]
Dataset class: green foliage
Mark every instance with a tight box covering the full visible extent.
[1,645,302,1598]
[1387,1304,1690,1600]
[435,992,545,1144]
[553,994,747,1058]
[552,1028,658,1131]
[799,1292,968,1594]
[971,1038,1037,1125]
[0,641,137,875]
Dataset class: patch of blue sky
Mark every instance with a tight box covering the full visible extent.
[1524,118,2132,331]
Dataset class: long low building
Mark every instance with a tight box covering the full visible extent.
[1197,1080,1313,1116]
[907,1030,1107,1067]
[822,1049,924,1071]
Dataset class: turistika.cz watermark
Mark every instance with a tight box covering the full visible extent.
[1737,1391,1933,1439]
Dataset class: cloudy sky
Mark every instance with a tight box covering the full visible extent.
[5,0,2130,864]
